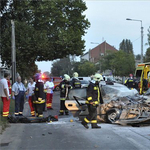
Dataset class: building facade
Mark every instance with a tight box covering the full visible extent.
[81,41,118,63]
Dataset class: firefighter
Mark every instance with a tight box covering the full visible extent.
[124,74,135,89]
[45,76,54,110]
[71,72,81,89]
[33,73,45,117]
[59,74,72,116]
[81,73,104,129]
[27,77,36,116]
[12,76,27,116]
[0,72,11,117]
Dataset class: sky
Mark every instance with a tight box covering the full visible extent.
[36,0,150,73]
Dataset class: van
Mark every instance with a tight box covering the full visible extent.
[135,62,150,94]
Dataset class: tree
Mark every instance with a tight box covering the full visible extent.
[100,50,116,72]
[119,39,133,54]
[51,57,73,76]
[1,0,90,77]
[144,47,150,62]
[147,26,150,46]
[135,54,141,60]
[73,60,97,76]
[111,50,135,76]
[51,59,97,77]
[0,0,10,15]
[100,50,135,76]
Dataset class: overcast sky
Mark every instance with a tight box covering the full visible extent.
[36,0,150,73]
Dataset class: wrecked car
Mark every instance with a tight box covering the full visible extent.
[65,82,150,125]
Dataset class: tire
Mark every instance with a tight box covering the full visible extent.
[106,108,120,123]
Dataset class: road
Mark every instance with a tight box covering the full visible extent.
[0,91,150,150]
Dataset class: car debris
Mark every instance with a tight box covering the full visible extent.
[65,83,150,126]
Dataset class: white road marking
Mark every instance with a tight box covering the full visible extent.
[127,137,148,150]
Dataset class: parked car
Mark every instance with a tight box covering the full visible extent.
[78,77,91,81]
[80,80,89,88]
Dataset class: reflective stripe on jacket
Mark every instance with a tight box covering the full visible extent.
[86,82,103,105]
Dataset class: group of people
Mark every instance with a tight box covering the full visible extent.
[0,71,104,129]
[0,72,55,117]
[59,72,104,129]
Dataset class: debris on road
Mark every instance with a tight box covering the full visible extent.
[7,115,58,123]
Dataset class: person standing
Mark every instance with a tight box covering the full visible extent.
[0,72,11,117]
[124,74,135,89]
[71,72,81,89]
[59,74,72,116]
[45,76,54,110]
[81,73,104,129]
[27,77,36,116]
[12,76,27,116]
[33,73,45,117]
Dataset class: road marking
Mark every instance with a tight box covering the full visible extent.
[127,137,147,150]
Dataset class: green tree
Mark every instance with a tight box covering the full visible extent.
[74,60,97,76]
[144,47,150,62]
[1,0,90,78]
[100,50,116,72]
[0,0,9,15]
[111,50,135,76]
[135,54,141,60]
[119,39,133,54]
[51,57,73,76]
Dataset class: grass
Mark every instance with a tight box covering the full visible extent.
[0,97,15,134]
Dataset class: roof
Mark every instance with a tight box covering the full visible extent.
[89,41,118,63]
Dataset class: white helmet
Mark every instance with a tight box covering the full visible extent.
[73,72,78,78]
[93,73,103,82]
[64,74,70,81]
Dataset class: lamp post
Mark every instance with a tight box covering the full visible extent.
[126,18,143,63]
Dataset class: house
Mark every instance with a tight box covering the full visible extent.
[81,41,118,63]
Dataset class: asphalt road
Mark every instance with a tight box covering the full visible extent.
[0,91,150,150]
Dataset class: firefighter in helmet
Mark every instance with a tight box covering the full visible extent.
[71,72,81,89]
[59,74,72,115]
[33,73,45,117]
[81,73,104,129]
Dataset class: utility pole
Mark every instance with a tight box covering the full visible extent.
[11,20,16,84]
[126,18,143,63]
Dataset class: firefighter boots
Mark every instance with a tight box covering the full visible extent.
[92,124,101,129]
[81,121,89,129]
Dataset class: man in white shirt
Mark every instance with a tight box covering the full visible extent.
[27,77,36,116]
[0,72,11,117]
[45,77,54,110]
[12,76,27,116]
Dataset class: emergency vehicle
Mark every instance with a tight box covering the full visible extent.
[135,62,150,94]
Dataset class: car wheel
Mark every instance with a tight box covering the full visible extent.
[106,108,120,123]
[55,86,60,91]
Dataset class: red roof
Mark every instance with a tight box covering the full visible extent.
[90,41,118,63]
